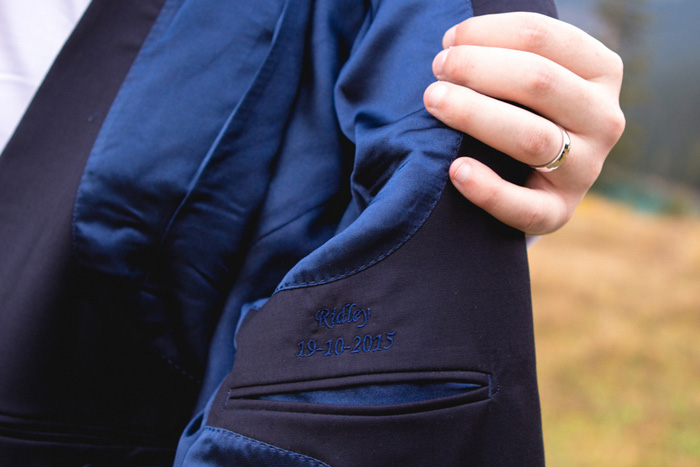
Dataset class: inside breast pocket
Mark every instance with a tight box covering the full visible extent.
[225,369,496,416]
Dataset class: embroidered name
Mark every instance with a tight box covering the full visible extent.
[315,303,370,329]
[296,303,396,358]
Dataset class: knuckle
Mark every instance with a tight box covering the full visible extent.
[522,200,570,234]
[605,49,625,82]
[441,52,460,78]
[520,124,554,161]
[442,49,475,83]
[525,64,557,97]
[453,21,470,43]
[517,14,550,51]
[522,207,549,233]
[595,104,626,148]
[608,107,627,140]
[452,17,478,45]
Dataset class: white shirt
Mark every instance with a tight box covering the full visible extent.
[0,0,90,153]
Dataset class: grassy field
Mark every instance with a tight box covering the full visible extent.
[529,194,700,466]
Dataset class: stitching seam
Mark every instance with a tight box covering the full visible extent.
[275,130,464,292]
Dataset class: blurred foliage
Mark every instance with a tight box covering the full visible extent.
[596,0,649,173]
[596,0,648,50]
[559,0,700,210]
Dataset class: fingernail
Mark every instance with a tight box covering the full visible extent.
[443,26,457,48]
[425,82,447,110]
[433,49,449,79]
[452,159,471,184]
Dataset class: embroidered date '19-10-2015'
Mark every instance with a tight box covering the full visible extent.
[296,303,396,358]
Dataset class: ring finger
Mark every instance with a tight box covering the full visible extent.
[424,80,579,171]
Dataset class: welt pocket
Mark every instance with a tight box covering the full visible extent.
[224,370,496,417]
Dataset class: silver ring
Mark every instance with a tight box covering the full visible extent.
[530,125,571,172]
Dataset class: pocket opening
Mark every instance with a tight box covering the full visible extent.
[253,380,482,406]
[225,370,495,416]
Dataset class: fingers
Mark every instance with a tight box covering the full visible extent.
[431,45,602,133]
[443,12,623,85]
[426,12,627,234]
[424,15,626,172]
[424,80,573,169]
[449,157,572,234]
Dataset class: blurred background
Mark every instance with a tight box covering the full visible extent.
[529,0,700,464]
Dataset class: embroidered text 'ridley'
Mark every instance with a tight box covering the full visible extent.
[315,303,370,329]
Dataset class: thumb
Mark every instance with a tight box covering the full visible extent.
[449,157,566,235]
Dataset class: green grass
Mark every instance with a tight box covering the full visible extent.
[529,195,700,466]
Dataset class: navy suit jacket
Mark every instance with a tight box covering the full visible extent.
[0,0,556,464]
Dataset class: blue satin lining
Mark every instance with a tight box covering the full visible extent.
[256,382,481,406]
[182,426,330,466]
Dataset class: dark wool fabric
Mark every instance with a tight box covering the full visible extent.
[0,0,556,464]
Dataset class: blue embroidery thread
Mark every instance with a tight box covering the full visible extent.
[299,303,394,358]
[296,332,395,358]
[315,303,370,329]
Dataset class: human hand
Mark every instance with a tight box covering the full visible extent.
[423,12,625,235]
